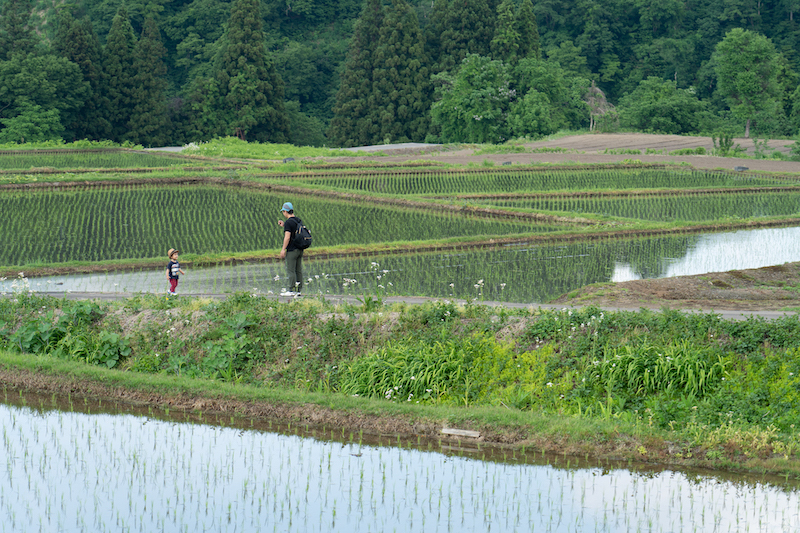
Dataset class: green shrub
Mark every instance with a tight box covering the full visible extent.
[702,346,800,431]
[468,343,571,410]
[790,140,800,161]
[129,351,165,373]
[668,147,706,156]
[339,334,500,405]
[720,314,800,354]
[5,300,103,355]
[52,330,131,368]
[584,339,729,398]
[399,300,460,328]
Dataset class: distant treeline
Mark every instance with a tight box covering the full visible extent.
[1,0,799,146]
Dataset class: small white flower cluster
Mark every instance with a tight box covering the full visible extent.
[554,309,606,340]
[2,272,31,296]
[182,141,208,153]
[384,385,400,400]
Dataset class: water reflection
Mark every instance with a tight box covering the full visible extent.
[5,226,800,304]
[1,397,798,533]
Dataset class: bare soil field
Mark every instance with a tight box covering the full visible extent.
[338,133,800,174]
[552,261,800,312]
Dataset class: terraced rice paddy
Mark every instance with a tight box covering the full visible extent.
[0,185,560,265]
[481,190,800,221]
[2,393,798,533]
[295,167,787,194]
[9,226,800,303]
[3,150,800,533]
[1,152,800,301]
[0,149,204,170]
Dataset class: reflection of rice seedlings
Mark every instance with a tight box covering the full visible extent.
[3,389,800,532]
[213,263,219,293]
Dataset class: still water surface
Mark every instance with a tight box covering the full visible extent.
[1,394,798,533]
[4,226,800,303]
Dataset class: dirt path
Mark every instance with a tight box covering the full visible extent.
[552,262,800,314]
[336,133,800,174]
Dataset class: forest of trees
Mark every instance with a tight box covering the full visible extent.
[1,0,800,147]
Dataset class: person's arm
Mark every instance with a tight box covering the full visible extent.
[280,230,291,259]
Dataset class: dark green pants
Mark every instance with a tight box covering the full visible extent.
[285,249,304,292]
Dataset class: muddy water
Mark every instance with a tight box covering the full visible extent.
[1,390,798,533]
[5,226,800,303]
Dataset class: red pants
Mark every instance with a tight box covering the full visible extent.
[169,278,179,293]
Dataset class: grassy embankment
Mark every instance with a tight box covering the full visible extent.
[2,290,800,477]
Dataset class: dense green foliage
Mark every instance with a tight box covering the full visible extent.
[127,17,169,147]
[330,0,431,145]
[2,0,800,145]
[328,0,385,147]
[53,10,110,141]
[104,6,138,143]
[618,77,708,134]
[2,293,800,456]
[713,28,785,138]
[431,54,513,143]
[214,0,289,142]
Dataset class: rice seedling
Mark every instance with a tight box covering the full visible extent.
[9,225,800,302]
[0,149,206,170]
[486,189,800,222]
[0,185,561,266]
[294,167,785,195]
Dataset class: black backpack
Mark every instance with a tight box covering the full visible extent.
[292,218,312,249]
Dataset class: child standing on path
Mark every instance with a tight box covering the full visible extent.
[166,248,185,295]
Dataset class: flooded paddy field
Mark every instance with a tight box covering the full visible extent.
[7,226,800,304]
[1,389,798,533]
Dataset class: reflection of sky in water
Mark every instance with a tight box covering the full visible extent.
[611,227,800,281]
[4,226,800,303]
[2,401,799,533]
